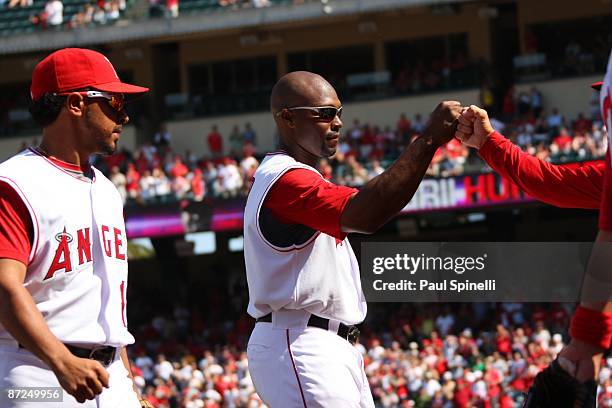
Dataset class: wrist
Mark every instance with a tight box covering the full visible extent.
[47,349,72,373]
[419,132,442,150]
[569,306,612,350]
[477,130,495,150]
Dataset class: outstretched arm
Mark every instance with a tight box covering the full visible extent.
[479,132,604,209]
[456,105,604,209]
[341,101,462,234]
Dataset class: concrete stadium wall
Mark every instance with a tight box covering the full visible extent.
[166,88,481,156]
[514,75,603,121]
[0,73,602,162]
[0,125,137,162]
[164,74,604,157]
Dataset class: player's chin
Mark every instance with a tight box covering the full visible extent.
[323,147,337,158]
[98,140,117,156]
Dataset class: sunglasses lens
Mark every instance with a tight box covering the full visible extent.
[110,95,125,111]
[319,108,338,120]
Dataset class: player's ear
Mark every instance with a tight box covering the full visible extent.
[280,109,296,129]
[65,93,86,118]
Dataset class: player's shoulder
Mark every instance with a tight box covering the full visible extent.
[0,149,40,174]
[257,151,319,177]
[92,166,116,186]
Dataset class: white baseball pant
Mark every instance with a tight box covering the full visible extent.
[0,341,141,408]
[247,320,374,408]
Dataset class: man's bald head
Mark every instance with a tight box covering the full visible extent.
[270,71,337,113]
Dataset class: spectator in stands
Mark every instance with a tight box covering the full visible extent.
[396,113,411,142]
[169,155,189,179]
[7,0,32,8]
[171,172,190,199]
[126,163,141,200]
[251,0,269,7]
[411,112,426,135]
[110,166,128,204]
[553,127,572,150]
[547,108,563,132]
[30,0,63,28]
[139,169,155,200]
[348,118,363,148]
[207,125,223,158]
[573,112,592,134]
[106,0,121,22]
[152,167,172,200]
[218,0,237,7]
[228,125,242,158]
[502,86,515,122]
[165,0,178,18]
[241,122,256,146]
[530,86,543,118]
[480,83,495,113]
[190,168,206,201]
[92,3,107,24]
[153,123,172,152]
[517,90,531,117]
[69,3,93,28]
[149,0,164,17]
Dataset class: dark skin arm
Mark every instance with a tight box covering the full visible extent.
[341,101,462,234]
[0,258,109,403]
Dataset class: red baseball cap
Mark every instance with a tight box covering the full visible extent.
[30,48,149,101]
[591,81,603,91]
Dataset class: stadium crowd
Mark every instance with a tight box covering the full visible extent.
[126,301,612,407]
[89,90,606,205]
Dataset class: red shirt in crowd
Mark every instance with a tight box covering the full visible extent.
[479,131,604,209]
[553,132,572,150]
[170,159,189,178]
[207,130,223,155]
[573,116,592,134]
[264,166,358,241]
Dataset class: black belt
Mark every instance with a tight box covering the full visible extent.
[19,343,117,367]
[256,313,360,345]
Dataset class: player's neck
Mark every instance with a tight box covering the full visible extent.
[39,131,90,172]
[278,140,319,168]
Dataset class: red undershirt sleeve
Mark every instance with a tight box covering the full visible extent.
[264,168,358,241]
[0,181,33,266]
[479,131,604,209]
[598,151,612,230]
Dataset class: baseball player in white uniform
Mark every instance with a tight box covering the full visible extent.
[0,48,151,408]
[244,71,462,407]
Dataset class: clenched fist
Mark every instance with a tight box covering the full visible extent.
[423,101,463,147]
[454,105,495,150]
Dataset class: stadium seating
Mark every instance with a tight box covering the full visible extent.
[0,0,295,37]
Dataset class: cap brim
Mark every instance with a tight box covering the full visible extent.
[591,81,603,91]
[93,81,149,94]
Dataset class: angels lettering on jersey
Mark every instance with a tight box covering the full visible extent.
[46,225,126,280]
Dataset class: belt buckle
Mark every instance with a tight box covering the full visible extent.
[89,347,114,367]
[346,326,360,345]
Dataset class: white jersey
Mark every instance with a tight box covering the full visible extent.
[0,148,134,347]
[602,50,612,149]
[244,152,367,325]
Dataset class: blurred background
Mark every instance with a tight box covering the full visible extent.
[0,0,611,406]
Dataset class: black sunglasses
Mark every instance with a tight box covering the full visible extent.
[276,106,343,121]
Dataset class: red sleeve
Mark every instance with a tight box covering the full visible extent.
[598,151,612,230]
[479,132,604,209]
[264,168,358,240]
[0,181,33,265]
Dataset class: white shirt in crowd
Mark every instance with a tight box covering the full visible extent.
[46,0,63,26]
